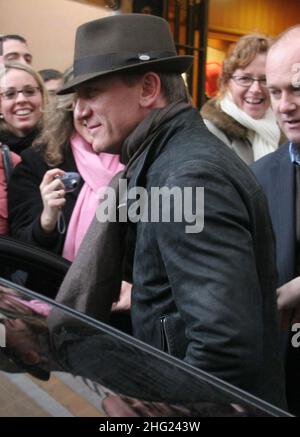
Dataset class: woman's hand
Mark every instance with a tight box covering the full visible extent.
[40,168,66,233]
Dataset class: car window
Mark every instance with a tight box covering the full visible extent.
[0,236,70,299]
[0,236,131,335]
[0,277,291,417]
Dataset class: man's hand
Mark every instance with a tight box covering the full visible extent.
[277,277,300,330]
[277,276,300,310]
[111,281,132,312]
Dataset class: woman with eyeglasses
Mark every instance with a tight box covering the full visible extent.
[201,34,283,164]
[0,61,47,156]
[0,62,46,235]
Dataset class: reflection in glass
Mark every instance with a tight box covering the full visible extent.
[0,280,291,417]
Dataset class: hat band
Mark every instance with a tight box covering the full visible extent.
[74,50,176,76]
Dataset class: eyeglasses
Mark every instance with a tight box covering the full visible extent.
[0,85,41,100]
[231,75,267,88]
[47,90,57,96]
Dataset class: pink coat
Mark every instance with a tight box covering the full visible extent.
[0,150,21,235]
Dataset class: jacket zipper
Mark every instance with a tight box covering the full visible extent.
[160,316,171,354]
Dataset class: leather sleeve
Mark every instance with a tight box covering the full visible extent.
[154,160,264,391]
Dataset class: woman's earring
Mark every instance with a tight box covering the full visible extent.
[0,114,3,119]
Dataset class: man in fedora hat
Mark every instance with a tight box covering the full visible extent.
[52,13,286,409]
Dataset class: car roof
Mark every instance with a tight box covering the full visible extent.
[0,277,291,417]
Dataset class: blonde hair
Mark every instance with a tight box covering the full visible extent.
[0,61,48,136]
[33,94,74,166]
[219,33,272,95]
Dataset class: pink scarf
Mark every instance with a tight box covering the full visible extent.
[62,133,124,261]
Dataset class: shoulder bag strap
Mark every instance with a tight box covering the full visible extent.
[1,143,13,184]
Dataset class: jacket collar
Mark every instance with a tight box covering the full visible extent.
[201,97,247,140]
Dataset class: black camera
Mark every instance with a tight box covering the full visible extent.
[57,172,81,193]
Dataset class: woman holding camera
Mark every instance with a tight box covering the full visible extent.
[8,93,123,257]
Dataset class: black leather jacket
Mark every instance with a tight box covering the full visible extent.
[129,107,286,410]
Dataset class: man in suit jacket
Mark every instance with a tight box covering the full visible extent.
[251,25,300,416]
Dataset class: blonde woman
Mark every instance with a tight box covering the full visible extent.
[0,61,47,155]
[0,62,47,234]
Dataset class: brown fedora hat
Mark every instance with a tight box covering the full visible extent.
[59,14,193,95]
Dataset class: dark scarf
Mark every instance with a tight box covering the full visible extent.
[0,129,39,156]
[49,100,191,328]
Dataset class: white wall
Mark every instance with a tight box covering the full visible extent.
[0,0,111,72]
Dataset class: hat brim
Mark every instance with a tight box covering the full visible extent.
[58,55,194,95]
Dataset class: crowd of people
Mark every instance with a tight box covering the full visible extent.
[1,14,300,416]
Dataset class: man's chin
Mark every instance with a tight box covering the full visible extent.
[285,133,300,145]
[92,145,101,154]
[92,142,105,154]
[92,142,119,155]
[291,139,300,146]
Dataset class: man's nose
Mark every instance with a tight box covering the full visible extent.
[74,98,91,121]
[278,93,297,113]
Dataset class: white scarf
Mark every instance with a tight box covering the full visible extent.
[220,93,281,161]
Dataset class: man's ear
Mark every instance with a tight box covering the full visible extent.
[139,72,163,108]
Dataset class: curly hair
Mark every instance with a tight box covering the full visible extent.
[33,94,74,166]
[219,33,272,95]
